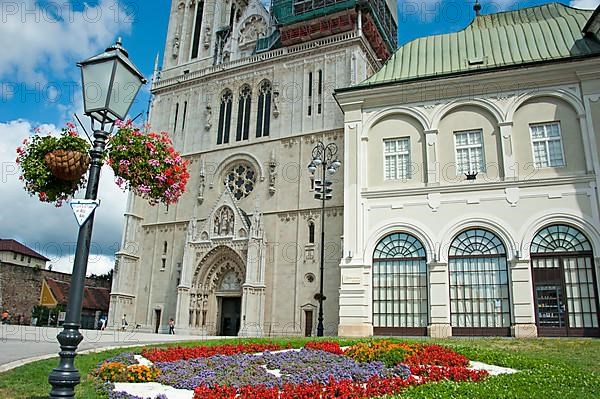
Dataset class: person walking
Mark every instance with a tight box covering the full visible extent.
[121,314,128,331]
[100,317,107,331]
[168,318,175,335]
[1,310,8,324]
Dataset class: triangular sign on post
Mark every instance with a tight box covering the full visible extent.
[70,200,100,227]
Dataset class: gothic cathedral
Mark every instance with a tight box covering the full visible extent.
[108,0,398,336]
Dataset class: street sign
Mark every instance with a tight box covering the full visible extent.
[70,199,100,226]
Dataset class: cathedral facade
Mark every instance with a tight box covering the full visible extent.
[108,0,398,336]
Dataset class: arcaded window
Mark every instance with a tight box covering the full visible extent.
[217,90,233,145]
[531,224,599,336]
[448,229,510,333]
[530,122,565,168]
[256,80,272,138]
[236,85,252,141]
[454,130,485,174]
[373,233,428,332]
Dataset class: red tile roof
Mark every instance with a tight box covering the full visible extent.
[0,239,50,261]
[44,278,110,311]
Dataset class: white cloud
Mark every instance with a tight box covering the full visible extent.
[0,0,133,85]
[571,0,600,9]
[0,119,127,276]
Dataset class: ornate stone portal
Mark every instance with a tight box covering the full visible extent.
[174,188,266,336]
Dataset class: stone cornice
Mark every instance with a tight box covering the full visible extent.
[362,175,596,199]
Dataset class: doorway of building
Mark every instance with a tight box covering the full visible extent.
[220,297,241,336]
[154,309,161,334]
[304,310,313,337]
[531,225,600,337]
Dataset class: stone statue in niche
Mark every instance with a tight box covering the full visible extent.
[204,27,212,48]
[172,36,180,58]
[204,105,212,131]
[214,216,220,235]
[198,160,206,204]
[214,206,235,236]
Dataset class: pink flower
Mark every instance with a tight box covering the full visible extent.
[148,159,160,167]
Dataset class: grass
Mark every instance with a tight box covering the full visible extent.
[0,337,598,398]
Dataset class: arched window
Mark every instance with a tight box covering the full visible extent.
[256,80,272,138]
[308,221,315,244]
[373,233,428,334]
[236,85,252,141]
[531,225,598,336]
[163,241,168,254]
[217,90,233,145]
[448,229,510,335]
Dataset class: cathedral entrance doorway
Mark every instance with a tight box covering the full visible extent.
[219,297,241,336]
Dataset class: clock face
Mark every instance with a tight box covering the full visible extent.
[220,271,240,291]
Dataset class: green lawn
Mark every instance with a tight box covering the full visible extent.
[0,337,598,398]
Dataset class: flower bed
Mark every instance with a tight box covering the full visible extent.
[142,342,288,363]
[95,340,489,399]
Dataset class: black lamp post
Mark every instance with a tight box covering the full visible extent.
[48,38,146,399]
[308,142,341,337]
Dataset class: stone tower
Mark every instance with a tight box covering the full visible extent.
[109,0,398,336]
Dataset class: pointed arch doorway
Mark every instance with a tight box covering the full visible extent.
[190,246,246,336]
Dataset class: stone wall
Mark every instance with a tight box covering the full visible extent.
[0,262,111,324]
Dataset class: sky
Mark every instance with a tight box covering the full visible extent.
[0,0,598,275]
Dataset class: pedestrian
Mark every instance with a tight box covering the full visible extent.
[121,314,128,331]
[101,317,107,331]
[168,318,175,335]
[18,314,24,325]
[1,310,9,324]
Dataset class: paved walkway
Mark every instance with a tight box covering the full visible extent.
[0,325,223,372]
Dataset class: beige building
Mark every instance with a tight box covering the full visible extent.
[335,3,600,338]
[108,0,398,336]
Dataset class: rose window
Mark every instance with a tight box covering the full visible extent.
[226,163,256,200]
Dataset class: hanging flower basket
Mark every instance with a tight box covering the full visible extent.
[108,121,189,206]
[16,124,91,207]
[44,149,90,181]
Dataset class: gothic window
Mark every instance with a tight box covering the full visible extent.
[190,1,205,59]
[531,225,598,334]
[448,229,510,331]
[225,163,256,200]
[181,101,188,132]
[373,233,428,330]
[236,85,252,141]
[174,102,179,133]
[308,221,315,244]
[317,69,323,115]
[213,206,235,236]
[217,90,233,144]
[256,80,272,138]
[308,72,313,116]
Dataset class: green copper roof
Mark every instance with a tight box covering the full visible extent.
[359,3,600,87]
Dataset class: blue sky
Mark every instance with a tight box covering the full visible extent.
[0,0,598,274]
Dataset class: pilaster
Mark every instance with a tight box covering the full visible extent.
[509,259,538,338]
[428,261,451,337]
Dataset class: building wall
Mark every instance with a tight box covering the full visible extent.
[110,1,381,335]
[0,263,110,324]
[0,251,46,269]
[337,60,600,338]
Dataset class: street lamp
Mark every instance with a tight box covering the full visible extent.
[308,141,341,337]
[48,38,146,399]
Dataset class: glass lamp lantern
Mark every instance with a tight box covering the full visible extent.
[78,38,147,124]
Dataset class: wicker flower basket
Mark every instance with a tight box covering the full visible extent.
[44,150,90,181]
